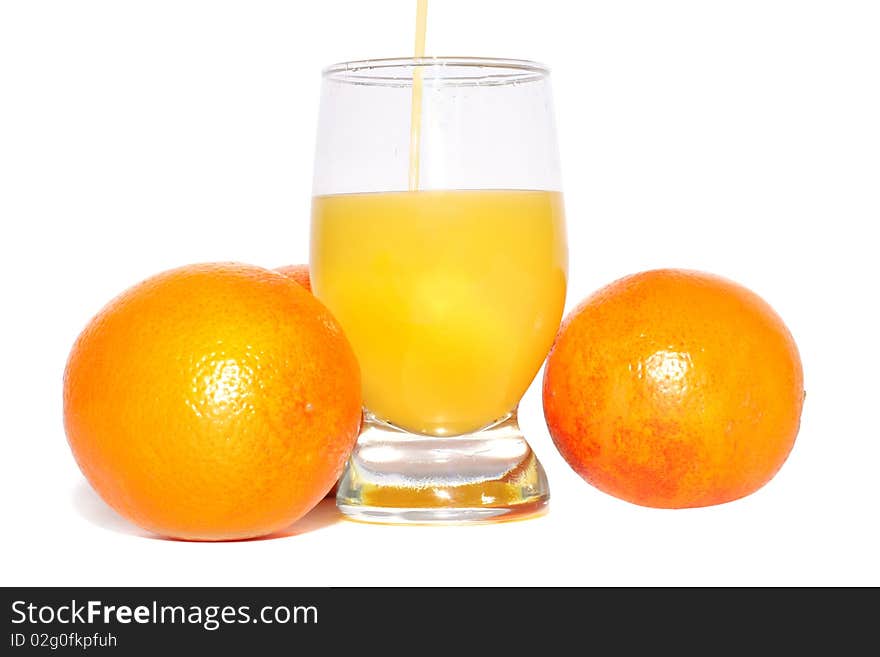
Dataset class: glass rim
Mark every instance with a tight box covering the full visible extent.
[322,56,550,87]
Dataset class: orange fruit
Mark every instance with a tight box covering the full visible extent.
[275,264,311,292]
[63,263,361,540]
[542,269,804,508]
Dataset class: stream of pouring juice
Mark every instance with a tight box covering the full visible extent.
[311,190,568,436]
[408,0,428,190]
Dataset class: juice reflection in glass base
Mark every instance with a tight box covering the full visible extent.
[338,411,549,524]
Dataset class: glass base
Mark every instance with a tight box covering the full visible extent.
[336,410,550,525]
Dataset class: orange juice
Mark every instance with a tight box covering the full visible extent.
[310,189,567,436]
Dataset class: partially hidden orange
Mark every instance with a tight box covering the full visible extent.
[275,263,340,499]
[63,263,361,540]
[542,269,804,508]
[275,264,311,292]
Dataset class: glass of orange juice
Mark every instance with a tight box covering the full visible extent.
[311,57,567,523]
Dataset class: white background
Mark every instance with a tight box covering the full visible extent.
[1,0,878,586]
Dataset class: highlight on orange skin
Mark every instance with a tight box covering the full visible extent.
[542,268,804,509]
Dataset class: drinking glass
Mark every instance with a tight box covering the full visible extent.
[311,57,567,523]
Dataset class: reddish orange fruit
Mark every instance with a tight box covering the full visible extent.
[543,269,804,508]
[275,264,311,292]
[63,263,361,540]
